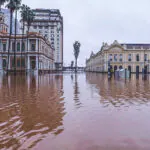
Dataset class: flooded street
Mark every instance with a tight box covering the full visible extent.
[1,73,150,150]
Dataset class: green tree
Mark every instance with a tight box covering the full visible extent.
[26,9,35,34]
[20,4,29,72]
[73,41,81,72]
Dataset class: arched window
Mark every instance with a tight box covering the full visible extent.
[119,66,123,69]
[17,43,20,51]
[114,65,117,71]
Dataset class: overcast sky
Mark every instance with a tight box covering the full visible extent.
[19,0,150,66]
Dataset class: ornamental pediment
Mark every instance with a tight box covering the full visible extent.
[109,46,123,52]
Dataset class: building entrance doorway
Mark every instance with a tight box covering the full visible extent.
[114,66,117,72]
[128,66,131,73]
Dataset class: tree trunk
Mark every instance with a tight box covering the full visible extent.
[75,58,77,72]
[21,21,25,73]
[26,27,29,74]
[7,9,13,75]
[38,39,39,73]
[14,9,17,76]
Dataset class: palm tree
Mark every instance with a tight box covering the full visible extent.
[27,9,35,34]
[6,0,16,74]
[73,41,81,72]
[20,4,28,72]
[0,0,7,12]
[13,0,22,75]
[26,8,35,72]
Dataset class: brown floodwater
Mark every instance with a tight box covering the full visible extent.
[0,73,150,150]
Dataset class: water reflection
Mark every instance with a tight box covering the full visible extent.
[1,73,150,150]
[86,73,150,108]
[0,74,65,150]
[73,74,82,108]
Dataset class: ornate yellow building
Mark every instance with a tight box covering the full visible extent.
[86,40,150,73]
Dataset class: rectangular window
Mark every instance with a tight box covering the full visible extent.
[21,59,25,67]
[120,54,123,62]
[128,54,132,61]
[3,43,6,51]
[17,43,20,51]
[136,54,140,61]
[34,26,37,29]
[12,42,15,52]
[31,44,36,51]
[22,43,25,51]
[114,54,117,62]
[39,26,43,29]
[17,59,20,67]
[3,59,7,68]
[109,54,112,61]
[12,58,14,67]
[144,54,147,61]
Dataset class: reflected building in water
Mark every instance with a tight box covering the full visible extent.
[86,73,150,107]
[0,74,65,150]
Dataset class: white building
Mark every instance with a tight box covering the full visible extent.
[1,8,21,34]
[22,9,63,70]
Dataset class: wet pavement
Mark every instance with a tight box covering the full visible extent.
[0,73,150,150]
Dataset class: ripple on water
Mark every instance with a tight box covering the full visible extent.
[0,74,150,150]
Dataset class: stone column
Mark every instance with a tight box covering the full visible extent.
[36,55,38,70]
[28,39,30,52]
[36,39,38,52]
[8,56,11,70]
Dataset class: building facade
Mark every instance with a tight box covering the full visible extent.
[0,12,54,73]
[22,9,63,70]
[86,40,150,73]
